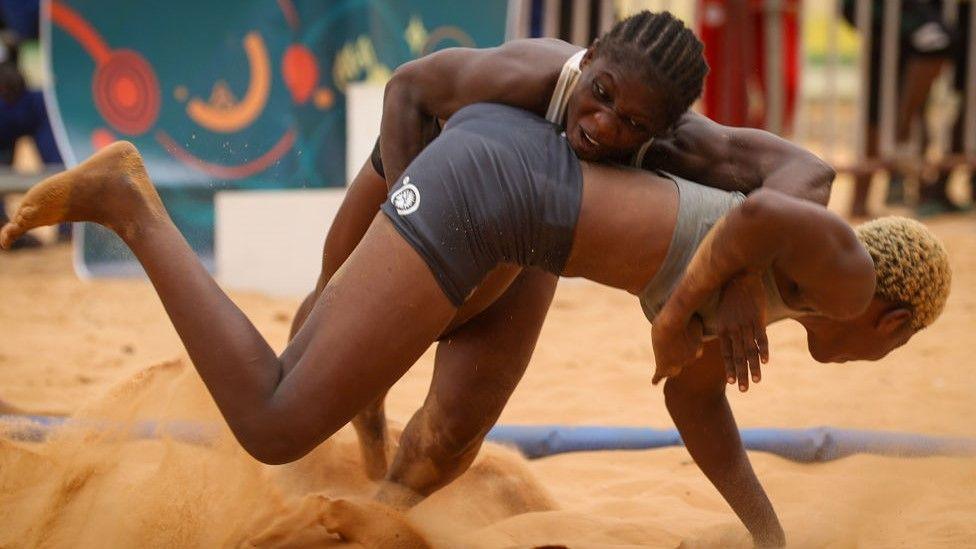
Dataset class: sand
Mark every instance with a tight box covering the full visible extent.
[1,213,975,547]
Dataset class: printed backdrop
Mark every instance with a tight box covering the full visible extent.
[44,0,508,274]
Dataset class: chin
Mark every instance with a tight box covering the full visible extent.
[806,339,835,364]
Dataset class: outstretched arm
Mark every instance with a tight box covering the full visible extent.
[644,111,835,205]
[652,190,875,379]
[664,341,785,547]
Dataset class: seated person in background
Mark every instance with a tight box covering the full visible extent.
[0,61,63,249]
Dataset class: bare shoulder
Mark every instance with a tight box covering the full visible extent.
[499,37,581,61]
[486,38,581,85]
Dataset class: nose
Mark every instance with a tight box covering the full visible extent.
[591,108,618,143]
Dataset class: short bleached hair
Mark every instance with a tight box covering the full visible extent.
[854,217,951,331]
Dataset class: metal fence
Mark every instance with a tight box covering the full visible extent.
[506,0,976,175]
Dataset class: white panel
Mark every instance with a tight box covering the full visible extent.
[346,82,386,184]
[215,188,347,297]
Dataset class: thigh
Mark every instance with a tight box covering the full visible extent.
[275,214,457,444]
[441,264,523,335]
[425,268,558,443]
[315,160,389,293]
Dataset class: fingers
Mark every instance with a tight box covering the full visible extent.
[721,327,768,392]
[756,325,769,364]
[720,336,736,386]
[751,323,767,384]
[730,330,749,392]
[746,333,761,386]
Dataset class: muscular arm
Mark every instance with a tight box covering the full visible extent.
[664,341,785,546]
[379,39,571,185]
[644,111,835,205]
[657,189,875,331]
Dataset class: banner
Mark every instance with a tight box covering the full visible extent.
[43,0,508,275]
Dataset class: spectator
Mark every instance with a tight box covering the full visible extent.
[843,0,954,218]
[918,0,973,215]
[0,62,62,248]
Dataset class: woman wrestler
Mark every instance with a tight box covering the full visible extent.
[0,103,949,546]
[302,9,835,489]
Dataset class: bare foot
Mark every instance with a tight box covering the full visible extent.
[321,497,430,549]
[0,141,165,249]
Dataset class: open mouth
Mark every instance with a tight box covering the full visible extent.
[580,127,600,148]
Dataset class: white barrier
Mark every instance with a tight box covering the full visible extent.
[215,83,386,297]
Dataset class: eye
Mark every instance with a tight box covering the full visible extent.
[627,118,644,131]
[592,80,609,101]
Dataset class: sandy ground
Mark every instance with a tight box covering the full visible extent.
[1,211,975,548]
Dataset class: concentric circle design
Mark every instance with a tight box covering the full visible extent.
[92,49,161,135]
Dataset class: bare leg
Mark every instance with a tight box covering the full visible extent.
[376,268,558,508]
[895,57,945,142]
[1,142,457,464]
[285,160,393,477]
[288,159,525,480]
[288,160,388,340]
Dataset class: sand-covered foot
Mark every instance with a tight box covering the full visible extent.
[0,141,164,249]
[321,497,430,549]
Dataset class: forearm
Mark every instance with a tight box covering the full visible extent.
[648,112,835,206]
[754,153,834,206]
[665,381,785,545]
[379,71,439,186]
[656,192,784,327]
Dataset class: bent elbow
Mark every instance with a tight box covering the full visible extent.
[385,60,422,102]
[737,188,782,222]
[232,424,313,466]
[244,444,303,466]
[807,158,836,206]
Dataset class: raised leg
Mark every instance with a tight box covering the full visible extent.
[376,268,558,508]
[1,142,457,465]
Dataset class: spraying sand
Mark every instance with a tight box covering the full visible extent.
[1,213,975,547]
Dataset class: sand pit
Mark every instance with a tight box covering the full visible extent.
[1,213,975,547]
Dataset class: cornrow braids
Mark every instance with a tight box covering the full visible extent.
[598,10,709,127]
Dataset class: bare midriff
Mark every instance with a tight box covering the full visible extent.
[562,162,680,294]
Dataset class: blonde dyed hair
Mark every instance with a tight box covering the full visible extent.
[854,217,951,331]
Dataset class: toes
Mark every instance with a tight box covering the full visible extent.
[0,222,23,250]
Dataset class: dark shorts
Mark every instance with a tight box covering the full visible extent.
[380,103,583,306]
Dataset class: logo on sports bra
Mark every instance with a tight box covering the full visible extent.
[391,176,420,215]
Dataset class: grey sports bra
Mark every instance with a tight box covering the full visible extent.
[638,174,802,334]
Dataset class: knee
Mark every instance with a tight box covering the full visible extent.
[422,405,489,462]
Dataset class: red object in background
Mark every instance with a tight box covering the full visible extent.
[283,44,318,104]
[698,0,799,132]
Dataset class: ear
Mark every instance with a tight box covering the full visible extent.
[581,40,600,68]
[877,307,912,335]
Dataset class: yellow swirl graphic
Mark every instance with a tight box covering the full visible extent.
[186,32,270,133]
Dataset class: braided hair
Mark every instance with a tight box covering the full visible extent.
[597,11,708,127]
